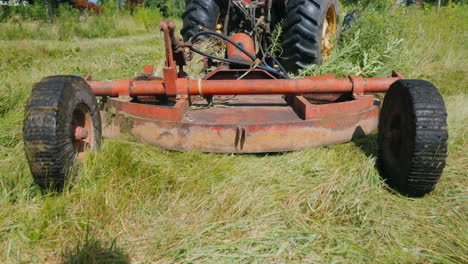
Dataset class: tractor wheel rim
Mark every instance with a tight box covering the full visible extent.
[72,104,94,161]
[321,6,337,60]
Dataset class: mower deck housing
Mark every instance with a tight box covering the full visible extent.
[102,93,378,153]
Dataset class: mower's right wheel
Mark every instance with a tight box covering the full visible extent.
[23,76,101,190]
[378,80,448,197]
[181,0,221,41]
[280,0,339,73]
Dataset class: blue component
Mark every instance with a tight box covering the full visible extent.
[265,66,278,73]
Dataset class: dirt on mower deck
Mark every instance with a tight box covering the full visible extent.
[102,95,378,153]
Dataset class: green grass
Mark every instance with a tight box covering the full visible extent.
[0,4,164,41]
[0,4,467,264]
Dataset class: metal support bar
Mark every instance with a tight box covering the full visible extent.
[88,76,401,97]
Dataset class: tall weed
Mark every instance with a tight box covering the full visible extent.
[0,3,163,40]
[133,6,163,31]
[300,4,467,94]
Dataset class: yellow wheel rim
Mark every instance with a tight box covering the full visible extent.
[321,6,337,60]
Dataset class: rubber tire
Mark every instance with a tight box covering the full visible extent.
[23,75,101,190]
[378,80,448,197]
[280,0,339,73]
[181,0,221,41]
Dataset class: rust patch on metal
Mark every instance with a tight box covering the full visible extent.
[102,95,379,153]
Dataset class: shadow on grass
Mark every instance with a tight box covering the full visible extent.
[353,130,400,195]
[352,128,379,158]
[62,232,130,264]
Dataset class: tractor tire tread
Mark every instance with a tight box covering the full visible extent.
[181,0,220,41]
[280,0,339,73]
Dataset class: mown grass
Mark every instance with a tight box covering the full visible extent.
[0,3,467,264]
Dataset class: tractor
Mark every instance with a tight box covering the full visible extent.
[182,0,339,73]
[23,0,448,198]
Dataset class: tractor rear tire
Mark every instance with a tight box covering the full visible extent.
[280,0,339,73]
[181,0,221,41]
[23,76,101,190]
[378,80,448,197]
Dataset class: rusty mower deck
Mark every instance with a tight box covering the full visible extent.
[99,80,382,153]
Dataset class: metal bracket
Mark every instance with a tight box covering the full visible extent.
[349,75,365,96]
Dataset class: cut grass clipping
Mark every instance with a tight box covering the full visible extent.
[0,3,467,264]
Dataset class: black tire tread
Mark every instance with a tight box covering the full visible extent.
[378,80,448,197]
[280,0,338,73]
[23,75,101,190]
[181,0,220,41]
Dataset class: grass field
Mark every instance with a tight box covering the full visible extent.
[0,3,467,264]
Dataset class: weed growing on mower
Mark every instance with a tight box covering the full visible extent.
[0,3,466,263]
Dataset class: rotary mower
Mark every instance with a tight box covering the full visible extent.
[23,1,448,197]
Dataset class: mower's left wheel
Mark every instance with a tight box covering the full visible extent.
[23,76,101,191]
[378,80,448,197]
